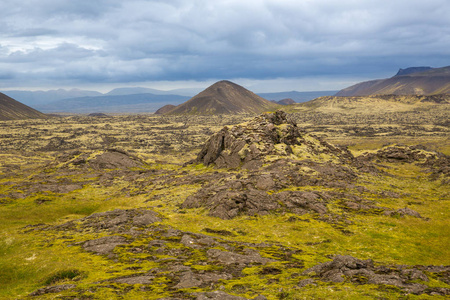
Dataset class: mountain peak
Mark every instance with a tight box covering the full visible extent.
[395,66,433,76]
[164,80,279,115]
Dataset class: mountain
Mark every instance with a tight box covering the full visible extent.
[272,98,296,105]
[258,90,338,102]
[395,66,433,76]
[165,80,279,115]
[2,89,102,106]
[106,87,168,96]
[37,93,190,113]
[336,66,450,96]
[0,92,47,120]
[155,104,177,115]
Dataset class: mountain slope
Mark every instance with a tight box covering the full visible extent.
[336,66,450,96]
[0,92,47,120]
[166,80,279,115]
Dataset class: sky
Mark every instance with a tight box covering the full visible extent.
[1,0,449,93]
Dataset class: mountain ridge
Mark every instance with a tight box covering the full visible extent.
[37,93,190,113]
[336,66,450,96]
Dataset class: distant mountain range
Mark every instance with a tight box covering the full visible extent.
[2,89,103,106]
[0,92,47,120]
[164,80,279,115]
[1,86,336,113]
[336,66,450,96]
[37,93,191,114]
[259,90,337,102]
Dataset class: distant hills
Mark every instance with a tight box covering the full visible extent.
[336,66,450,96]
[37,93,190,114]
[2,86,336,114]
[163,80,280,115]
[0,92,47,120]
[3,89,102,106]
[259,90,337,102]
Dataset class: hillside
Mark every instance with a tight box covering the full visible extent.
[0,92,47,120]
[289,94,450,114]
[336,66,450,96]
[165,80,279,115]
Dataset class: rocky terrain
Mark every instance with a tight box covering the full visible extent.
[0,107,449,299]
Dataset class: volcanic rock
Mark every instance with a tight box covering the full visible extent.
[303,255,450,295]
[182,111,374,220]
[83,235,129,255]
[195,110,353,169]
[29,284,77,296]
[88,149,144,170]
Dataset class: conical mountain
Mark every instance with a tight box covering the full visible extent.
[165,80,279,115]
[0,92,47,120]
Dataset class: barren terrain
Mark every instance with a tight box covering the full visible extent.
[0,103,449,299]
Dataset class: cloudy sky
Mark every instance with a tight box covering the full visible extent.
[1,0,449,92]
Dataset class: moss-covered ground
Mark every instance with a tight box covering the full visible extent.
[0,112,448,299]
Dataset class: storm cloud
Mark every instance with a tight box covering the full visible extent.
[1,0,449,91]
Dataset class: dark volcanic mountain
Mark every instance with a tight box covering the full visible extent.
[165,80,279,115]
[0,92,47,120]
[336,66,450,96]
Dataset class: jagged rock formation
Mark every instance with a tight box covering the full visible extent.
[302,255,450,296]
[183,111,404,220]
[195,110,353,169]
[164,80,279,115]
[0,92,47,120]
[358,144,450,183]
[336,66,450,96]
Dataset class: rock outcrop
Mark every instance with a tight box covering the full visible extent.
[183,111,384,220]
[195,110,353,169]
[302,255,450,296]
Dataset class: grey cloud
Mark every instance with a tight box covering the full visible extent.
[0,0,449,90]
